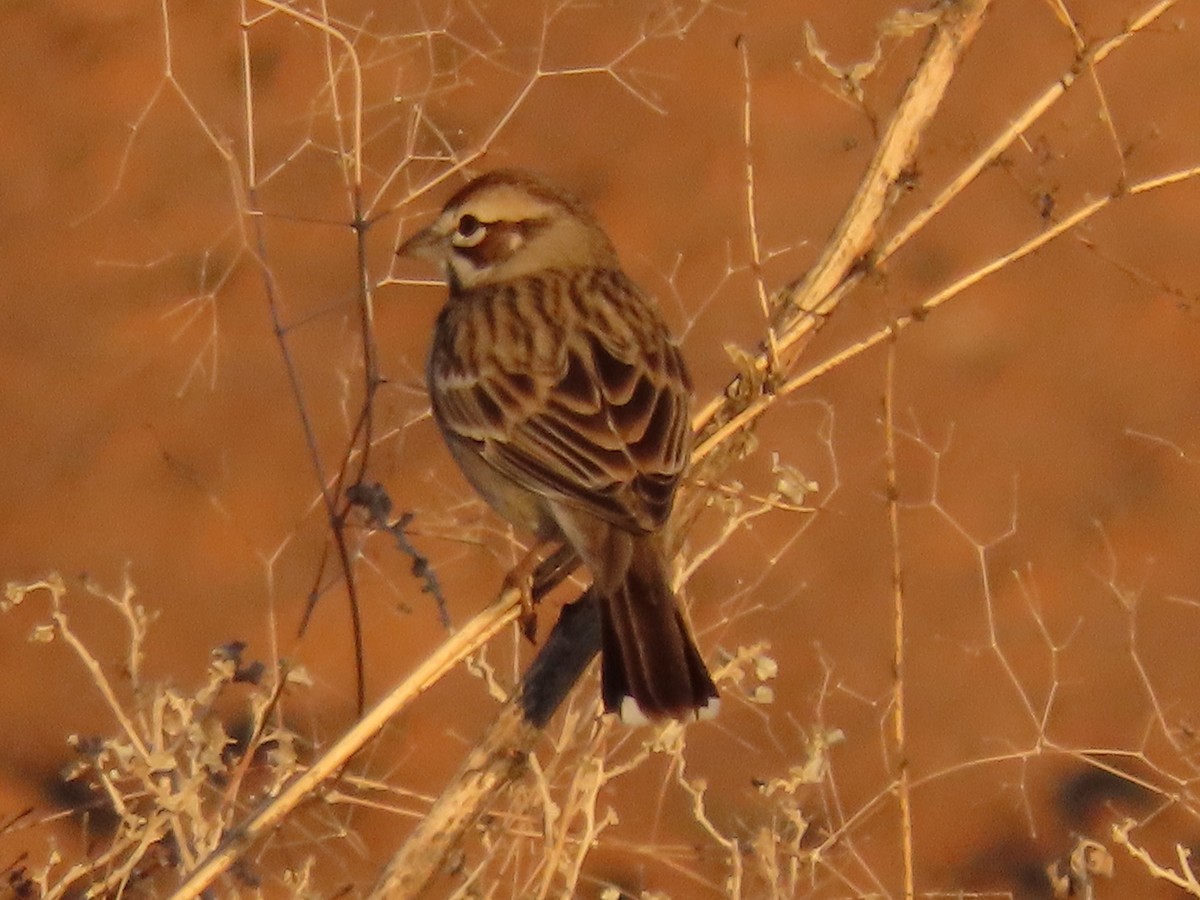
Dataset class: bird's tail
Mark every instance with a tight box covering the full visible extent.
[599,535,719,724]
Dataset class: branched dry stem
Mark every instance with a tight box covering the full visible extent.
[1112,819,1200,896]
[3,576,305,898]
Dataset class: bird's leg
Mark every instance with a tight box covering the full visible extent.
[503,541,552,641]
[503,542,582,642]
[532,544,581,601]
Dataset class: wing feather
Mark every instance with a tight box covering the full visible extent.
[429,269,691,533]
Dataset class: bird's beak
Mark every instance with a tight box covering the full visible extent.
[396,224,447,262]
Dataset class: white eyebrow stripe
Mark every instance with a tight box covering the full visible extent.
[456,184,556,224]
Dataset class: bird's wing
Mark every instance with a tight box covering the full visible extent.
[429,269,691,533]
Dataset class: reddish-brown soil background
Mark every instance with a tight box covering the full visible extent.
[3,1,1200,897]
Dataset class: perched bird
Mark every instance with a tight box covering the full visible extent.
[398,169,719,724]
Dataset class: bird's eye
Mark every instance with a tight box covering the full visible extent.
[457,214,482,238]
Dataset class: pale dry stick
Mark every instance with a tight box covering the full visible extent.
[677,759,745,896]
[373,5,993,898]
[737,34,781,372]
[43,838,149,900]
[773,0,989,350]
[519,752,558,896]
[165,590,521,900]
[536,756,609,899]
[1091,516,1200,764]
[691,0,992,464]
[82,566,151,691]
[882,337,915,900]
[50,816,173,900]
[6,578,187,898]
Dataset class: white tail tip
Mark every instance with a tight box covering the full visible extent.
[617,695,720,726]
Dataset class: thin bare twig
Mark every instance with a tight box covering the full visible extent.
[882,335,914,899]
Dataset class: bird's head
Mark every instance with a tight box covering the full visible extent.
[398,170,619,290]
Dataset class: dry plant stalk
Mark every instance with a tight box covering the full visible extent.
[3,575,299,899]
